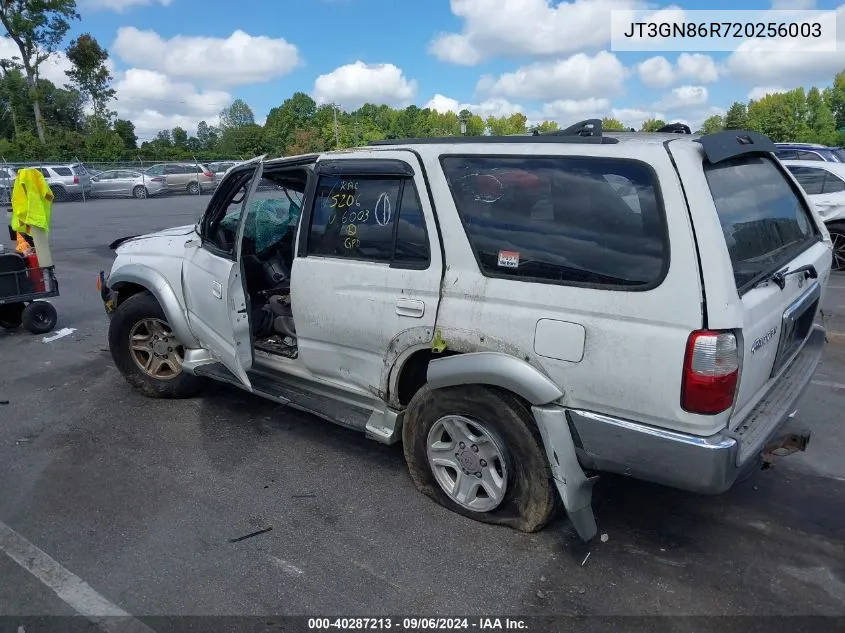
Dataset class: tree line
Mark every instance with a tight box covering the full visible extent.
[1,1,844,165]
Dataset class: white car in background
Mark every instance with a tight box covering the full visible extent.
[782,160,845,270]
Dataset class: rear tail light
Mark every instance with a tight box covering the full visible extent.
[681,330,739,415]
[73,175,79,184]
[203,170,213,178]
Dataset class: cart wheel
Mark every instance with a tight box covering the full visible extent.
[22,301,58,334]
[0,303,24,329]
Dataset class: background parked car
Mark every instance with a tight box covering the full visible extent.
[144,162,215,194]
[90,169,167,199]
[783,159,845,270]
[38,163,93,201]
[0,165,17,203]
[776,143,845,163]
[206,161,240,187]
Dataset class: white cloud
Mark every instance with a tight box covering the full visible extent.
[637,56,675,88]
[724,4,844,83]
[0,39,72,86]
[538,98,611,121]
[112,68,232,139]
[676,53,718,83]
[612,108,665,129]
[425,94,523,118]
[112,27,300,87]
[429,0,647,65]
[664,105,727,132]
[656,85,709,110]
[81,0,173,11]
[747,86,790,100]
[477,51,628,101]
[637,53,718,88]
[313,61,417,110]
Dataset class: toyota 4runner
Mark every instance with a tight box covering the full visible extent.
[99,121,834,541]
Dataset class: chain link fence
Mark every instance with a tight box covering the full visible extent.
[0,157,246,204]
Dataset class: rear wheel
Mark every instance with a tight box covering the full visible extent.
[108,290,205,398]
[186,181,200,195]
[22,301,57,334]
[132,185,148,199]
[0,302,24,329]
[828,222,845,271]
[51,186,67,202]
[402,384,557,532]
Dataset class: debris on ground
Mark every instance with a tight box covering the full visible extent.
[42,328,76,343]
[581,552,591,566]
[292,493,316,498]
[0,400,9,405]
[228,526,273,543]
[600,533,609,543]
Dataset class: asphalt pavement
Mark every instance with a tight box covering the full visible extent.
[1,195,844,626]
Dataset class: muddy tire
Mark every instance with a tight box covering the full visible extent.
[402,384,558,532]
[108,290,205,399]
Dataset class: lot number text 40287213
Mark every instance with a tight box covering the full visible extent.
[307,617,529,630]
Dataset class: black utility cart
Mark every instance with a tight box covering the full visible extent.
[1,204,59,334]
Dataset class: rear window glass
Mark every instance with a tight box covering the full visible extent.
[704,156,818,292]
[53,167,72,176]
[833,149,845,163]
[440,155,668,288]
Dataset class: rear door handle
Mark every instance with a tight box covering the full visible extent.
[396,298,425,318]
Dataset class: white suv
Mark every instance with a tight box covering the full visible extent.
[98,121,834,541]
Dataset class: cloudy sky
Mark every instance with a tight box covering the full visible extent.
[3,0,843,141]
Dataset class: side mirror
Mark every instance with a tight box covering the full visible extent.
[92,176,99,182]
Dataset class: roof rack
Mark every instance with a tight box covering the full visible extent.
[367,118,619,146]
[656,122,692,134]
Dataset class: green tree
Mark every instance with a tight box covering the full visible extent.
[64,33,114,122]
[486,112,527,135]
[113,118,136,150]
[84,126,123,160]
[264,91,316,153]
[220,122,263,156]
[806,86,837,145]
[700,114,725,135]
[171,125,187,147]
[723,102,748,129]
[0,0,81,144]
[601,117,626,131]
[196,120,218,151]
[219,98,254,130]
[826,70,845,130]
[640,118,666,132]
[747,88,809,142]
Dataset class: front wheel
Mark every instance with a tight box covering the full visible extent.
[827,222,845,271]
[402,384,558,532]
[186,181,200,195]
[108,290,205,398]
[132,185,148,199]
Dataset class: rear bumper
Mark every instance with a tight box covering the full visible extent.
[565,325,826,494]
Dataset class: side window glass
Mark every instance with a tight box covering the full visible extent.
[823,173,845,194]
[147,165,164,176]
[789,167,826,195]
[203,171,256,254]
[39,168,50,178]
[797,151,823,161]
[165,165,179,175]
[394,180,431,265]
[441,156,668,287]
[308,175,401,262]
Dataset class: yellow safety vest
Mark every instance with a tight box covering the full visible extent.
[11,167,54,235]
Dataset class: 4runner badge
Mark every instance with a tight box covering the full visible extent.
[751,327,778,354]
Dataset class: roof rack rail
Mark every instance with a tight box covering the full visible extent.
[545,118,603,138]
[656,122,692,134]
[367,134,619,147]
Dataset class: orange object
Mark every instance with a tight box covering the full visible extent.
[25,250,45,292]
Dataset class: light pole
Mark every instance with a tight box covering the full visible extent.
[459,113,468,136]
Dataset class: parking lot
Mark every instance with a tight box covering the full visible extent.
[1,195,845,622]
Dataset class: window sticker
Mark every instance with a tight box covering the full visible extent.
[497,250,519,268]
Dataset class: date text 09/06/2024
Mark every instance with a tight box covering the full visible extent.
[307,617,528,630]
